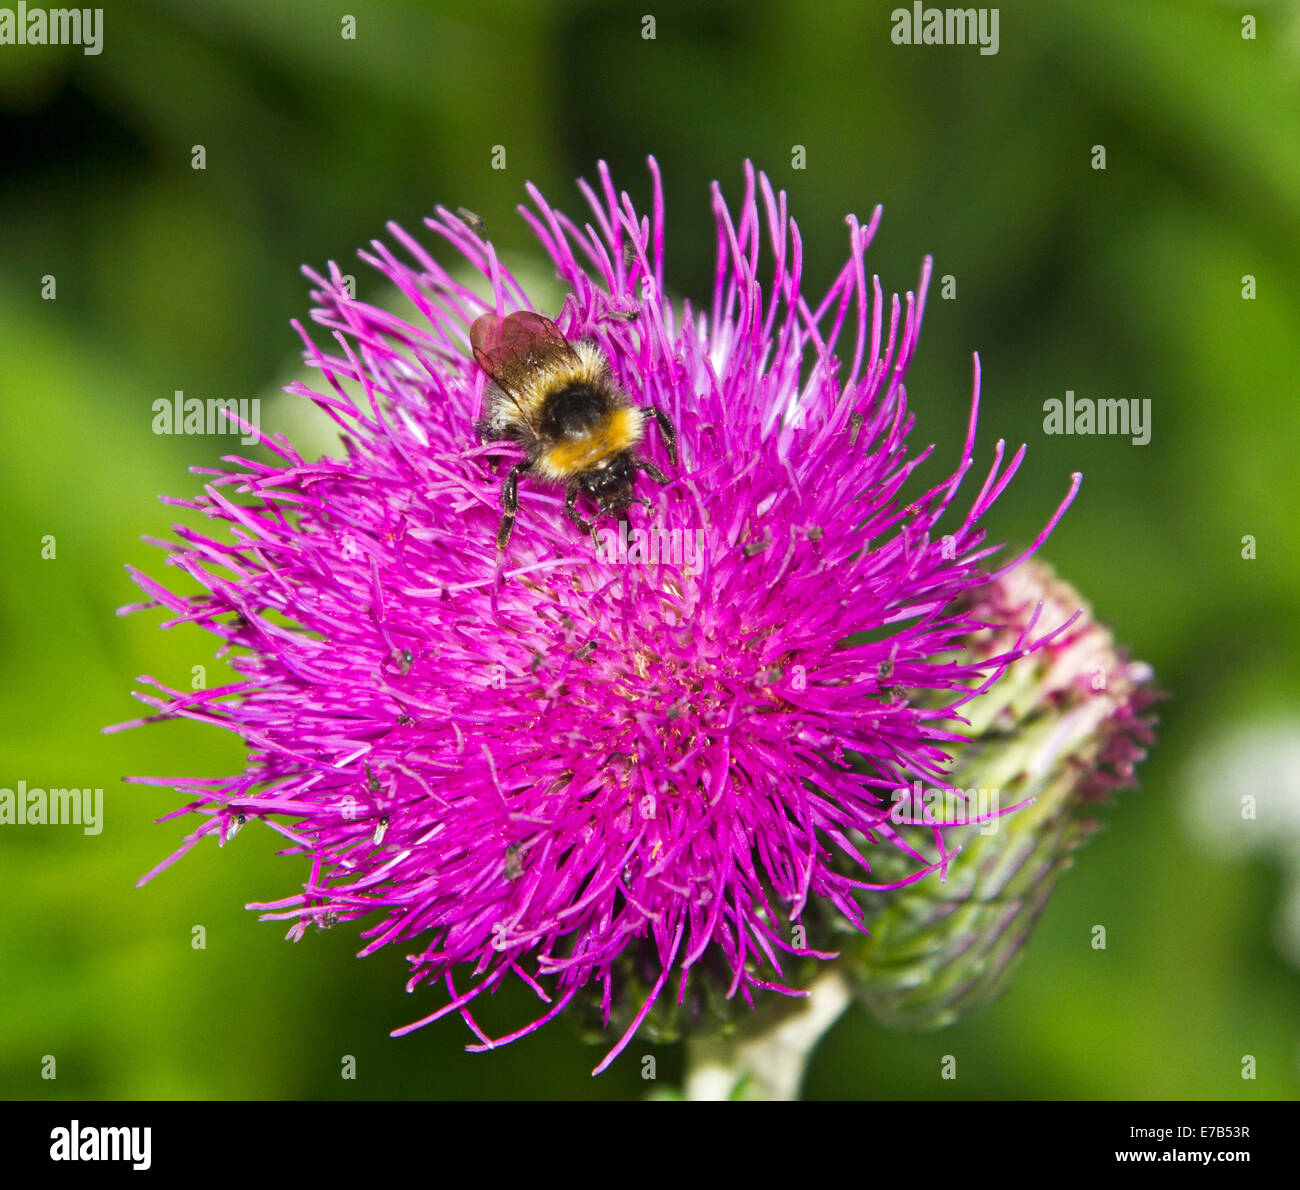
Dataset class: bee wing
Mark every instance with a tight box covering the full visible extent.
[470,311,578,401]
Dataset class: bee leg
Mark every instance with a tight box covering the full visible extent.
[638,458,671,486]
[564,485,592,538]
[496,512,516,550]
[648,406,678,468]
[498,460,530,550]
[624,495,655,524]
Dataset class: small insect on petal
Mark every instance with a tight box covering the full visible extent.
[455,207,486,234]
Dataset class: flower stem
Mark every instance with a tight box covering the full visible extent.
[682,968,852,1100]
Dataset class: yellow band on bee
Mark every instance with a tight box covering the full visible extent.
[538,407,643,479]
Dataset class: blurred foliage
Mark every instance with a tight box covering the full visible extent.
[1,0,1297,1100]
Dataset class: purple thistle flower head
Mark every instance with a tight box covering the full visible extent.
[118,160,1080,1073]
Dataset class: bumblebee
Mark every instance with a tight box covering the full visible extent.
[470,310,677,549]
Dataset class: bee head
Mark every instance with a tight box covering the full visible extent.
[579,453,637,514]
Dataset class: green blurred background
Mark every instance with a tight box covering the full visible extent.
[2,0,1297,1100]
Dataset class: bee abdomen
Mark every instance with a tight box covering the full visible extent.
[535,405,646,481]
[539,382,615,440]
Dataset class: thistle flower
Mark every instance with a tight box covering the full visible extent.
[118,160,1081,1073]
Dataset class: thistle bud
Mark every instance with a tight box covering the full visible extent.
[849,561,1159,1028]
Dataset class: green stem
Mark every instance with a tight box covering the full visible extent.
[682,968,851,1100]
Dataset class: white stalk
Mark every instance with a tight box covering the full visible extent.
[683,967,852,1100]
